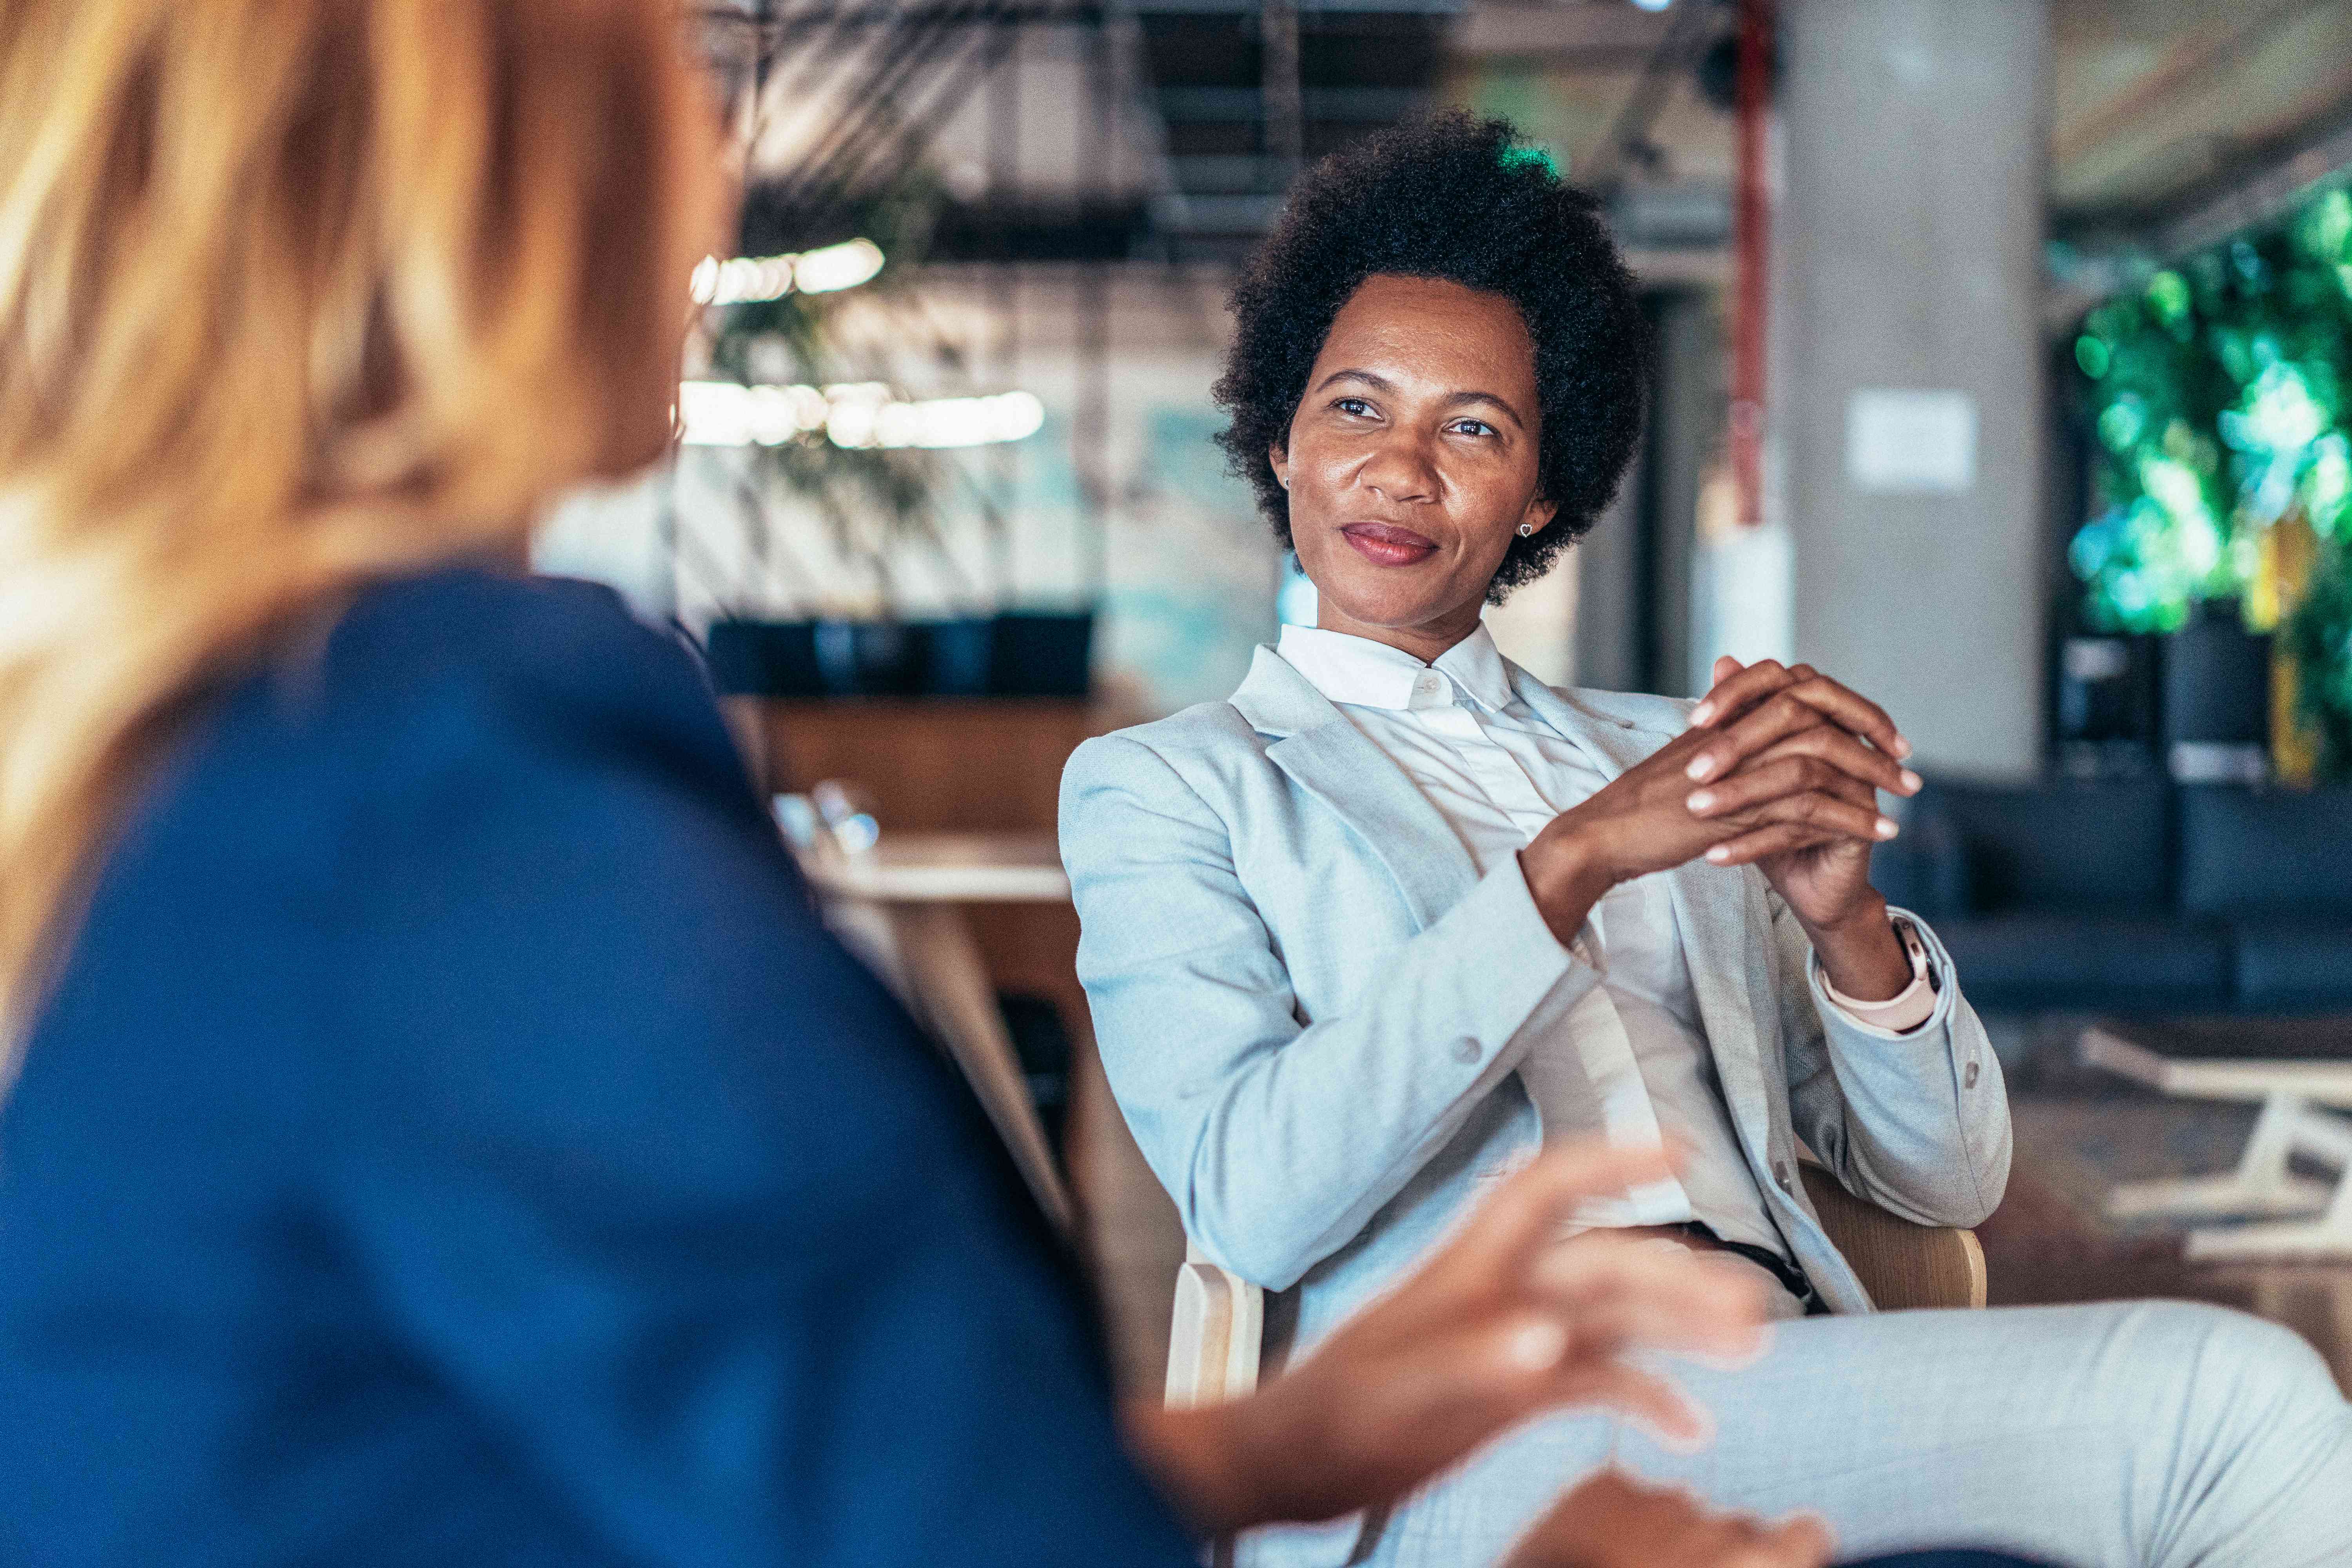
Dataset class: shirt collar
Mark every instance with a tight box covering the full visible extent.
[1274,622,1519,714]
[1430,624,1518,713]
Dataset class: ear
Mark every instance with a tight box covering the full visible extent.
[1518,495,1558,536]
[1268,441,1291,492]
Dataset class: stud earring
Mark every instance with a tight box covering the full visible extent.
[1516,522,1535,538]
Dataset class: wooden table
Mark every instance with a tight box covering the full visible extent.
[798,832,1076,1235]
[2081,1019,2352,1260]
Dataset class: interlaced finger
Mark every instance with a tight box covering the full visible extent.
[1681,692,1845,786]
[1692,658,1911,764]
[1685,756,1888,826]
[1738,724,1919,799]
[1687,658,1799,730]
[1776,673,1908,760]
[1702,821,1849,867]
[1719,790,1890,848]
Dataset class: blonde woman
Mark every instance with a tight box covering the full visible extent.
[0,5,1837,1566]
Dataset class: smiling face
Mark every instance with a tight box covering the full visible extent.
[1269,273,1556,662]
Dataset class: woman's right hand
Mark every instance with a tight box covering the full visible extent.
[1503,1469,1835,1568]
[1517,662,1914,947]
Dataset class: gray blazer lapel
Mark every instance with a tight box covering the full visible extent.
[1230,645,1479,931]
[1509,667,1780,1158]
[1666,865,1779,1156]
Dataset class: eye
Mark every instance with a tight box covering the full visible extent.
[1333,397,1375,417]
[1449,418,1498,438]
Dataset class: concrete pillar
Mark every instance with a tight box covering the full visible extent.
[1777,0,2051,779]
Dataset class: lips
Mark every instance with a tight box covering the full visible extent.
[1338,521,1440,567]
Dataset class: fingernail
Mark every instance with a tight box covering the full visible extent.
[1875,817,1899,839]
[1688,701,1715,726]
[1705,844,1731,863]
[1686,789,1716,813]
[1505,1319,1568,1372]
[1892,735,1914,761]
[1898,769,1923,794]
[1686,754,1717,781]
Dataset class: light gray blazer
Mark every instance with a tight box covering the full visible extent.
[1060,644,2011,1354]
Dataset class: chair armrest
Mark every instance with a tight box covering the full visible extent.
[1165,1240,1265,1408]
[1800,1163,1987,1310]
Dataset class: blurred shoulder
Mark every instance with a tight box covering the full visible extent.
[305,567,745,798]
[322,569,708,726]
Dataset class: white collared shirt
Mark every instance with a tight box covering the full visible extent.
[1276,621,1926,1268]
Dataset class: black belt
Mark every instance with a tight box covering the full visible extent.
[1670,1220,1822,1313]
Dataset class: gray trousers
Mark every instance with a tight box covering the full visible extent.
[1350,1301,2352,1568]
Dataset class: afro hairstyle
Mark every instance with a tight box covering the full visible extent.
[1212,112,1650,600]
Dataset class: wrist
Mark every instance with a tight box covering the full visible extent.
[1122,1401,1277,1537]
[1800,888,1890,945]
[1520,827,1614,948]
[1805,893,1909,1002]
[1124,1401,1298,1533]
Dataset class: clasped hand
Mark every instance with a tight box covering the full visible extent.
[1520,657,1921,954]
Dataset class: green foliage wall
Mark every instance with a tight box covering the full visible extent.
[2071,185,2352,777]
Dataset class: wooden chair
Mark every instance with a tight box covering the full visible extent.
[1165,1162,1987,1410]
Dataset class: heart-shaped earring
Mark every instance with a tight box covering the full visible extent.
[1516,522,1535,537]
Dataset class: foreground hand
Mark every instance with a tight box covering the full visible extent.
[1503,1469,1835,1568]
[1519,658,1913,947]
[1127,1144,1771,1536]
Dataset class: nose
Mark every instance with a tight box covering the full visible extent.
[1357,426,1440,506]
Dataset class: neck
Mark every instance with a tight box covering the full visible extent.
[1313,598,1483,666]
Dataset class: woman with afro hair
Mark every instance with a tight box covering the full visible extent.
[1063,112,2352,1567]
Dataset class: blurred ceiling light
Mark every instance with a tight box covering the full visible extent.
[689,237,885,306]
[678,381,1043,450]
[1630,0,1672,9]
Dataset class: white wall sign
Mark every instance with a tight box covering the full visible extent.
[1845,387,1978,495]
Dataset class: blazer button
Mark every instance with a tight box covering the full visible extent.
[1964,1060,1981,1088]
[1450,1037,1482,1065]
[1773,1159,1793,1191]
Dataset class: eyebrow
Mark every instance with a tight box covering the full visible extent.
[1311,368,1528,430]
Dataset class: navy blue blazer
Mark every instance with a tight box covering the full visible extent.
[0,570,1195,1567]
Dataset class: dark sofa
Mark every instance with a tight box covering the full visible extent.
[1873,777,2352,1013]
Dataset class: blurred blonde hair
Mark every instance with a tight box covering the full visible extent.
[0,0,721,1057]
